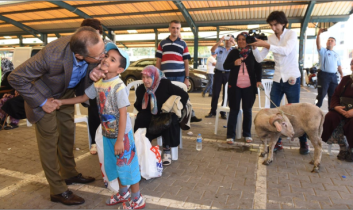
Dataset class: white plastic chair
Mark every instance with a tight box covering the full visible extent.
[214,82,242,140]
[128,80,183,160]
[74,103,91,149]
[156,81,185,160]
[127,80,143,130]
[258,79,286,108]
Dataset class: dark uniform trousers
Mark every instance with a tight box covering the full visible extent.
[35,89,79,195]
[316,71,338,108]
[210,69,230,114]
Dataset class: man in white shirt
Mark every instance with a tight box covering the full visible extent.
[250,11,309,155]
[202,54,217,97]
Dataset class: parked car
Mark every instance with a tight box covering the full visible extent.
[120,58,208,92]
[189,57,208,71]
[261,59,275,79]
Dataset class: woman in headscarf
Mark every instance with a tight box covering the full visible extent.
[322,59,353,162]
[223,32,262,144]
[134,65,189,165]
[1,58,15,93]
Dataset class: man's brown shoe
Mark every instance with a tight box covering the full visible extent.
[65,173,95,185]
[50,190,85,205]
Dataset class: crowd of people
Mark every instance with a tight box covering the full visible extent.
[1,9,353,209]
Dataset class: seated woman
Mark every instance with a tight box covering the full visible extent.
[1,58,15,98]
[134,65,189,166]
[322,59,353,161]
[223,32,262,144]
[0,91,23,130]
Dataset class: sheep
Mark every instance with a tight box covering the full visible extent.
[254,102,325,173]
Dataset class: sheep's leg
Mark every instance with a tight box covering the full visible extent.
[308,135,322,173]
[260,138,268,157]
[263,139,276,165]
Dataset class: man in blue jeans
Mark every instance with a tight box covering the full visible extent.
[202,54,216,97]
[250,11,309,154]
[156,20,202,122]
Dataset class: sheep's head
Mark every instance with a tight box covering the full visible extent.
[269,113,294,138]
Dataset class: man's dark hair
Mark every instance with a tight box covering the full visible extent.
[266,11,288,30]
[328,37,336,42]
[169,20,181,26]
[70,26,101,57]
[80,18,103,35]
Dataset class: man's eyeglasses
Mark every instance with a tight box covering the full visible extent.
[85,50,106,61]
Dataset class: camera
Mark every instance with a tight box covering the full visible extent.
[246,29,268,44]
[224,34,234,40]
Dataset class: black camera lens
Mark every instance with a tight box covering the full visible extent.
[246,36,256,44]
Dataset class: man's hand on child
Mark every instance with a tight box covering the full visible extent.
[89,64,108,81]
[52,99,62,109]
[114,140,124,156]
[42,98,59,113]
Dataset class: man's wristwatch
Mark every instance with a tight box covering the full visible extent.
[185,76,190,79]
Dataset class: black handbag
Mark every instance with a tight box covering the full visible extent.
[339,79,353,111]
[148,113,172,135]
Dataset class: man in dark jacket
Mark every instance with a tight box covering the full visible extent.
[8,26,104,205]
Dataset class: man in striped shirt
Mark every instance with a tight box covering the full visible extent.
[156,20,202,122]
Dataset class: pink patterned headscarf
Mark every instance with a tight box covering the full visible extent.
[141,65,165,115]
[236,32,251,60]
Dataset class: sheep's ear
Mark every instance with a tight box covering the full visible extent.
[274,121,282,132]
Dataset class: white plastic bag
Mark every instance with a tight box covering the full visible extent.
[134,128,163,180]
[95,124,120,193]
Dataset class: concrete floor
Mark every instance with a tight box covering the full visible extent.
[1,85,353,209]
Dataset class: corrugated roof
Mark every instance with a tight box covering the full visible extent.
[0,0,351,43]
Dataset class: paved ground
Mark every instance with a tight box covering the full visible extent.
[1,85,353,209]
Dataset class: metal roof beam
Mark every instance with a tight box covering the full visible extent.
[0,1,331,16]
[173,1,197,35]
[0,14,349,36]
[0,15,43,41]
[49,1,113,40]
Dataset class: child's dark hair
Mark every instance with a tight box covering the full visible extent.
[115,50,127,69]
[266,11,288,30]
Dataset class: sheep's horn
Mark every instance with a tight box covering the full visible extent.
[269,113,282,126]
[273,121,282,132]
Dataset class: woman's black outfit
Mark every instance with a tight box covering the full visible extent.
[223,50,262,139]
[88,98,100,145]
[134,79,188,147]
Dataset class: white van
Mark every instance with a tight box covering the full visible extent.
[0,46,43,68]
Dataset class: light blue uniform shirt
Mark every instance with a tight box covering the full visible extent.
[318,48,341,73]
[212,46,234,71]
[40,53,88,107]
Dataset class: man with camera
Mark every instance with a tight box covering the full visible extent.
[205,35,236,119]
[249,11,309,155]
[315,28,343,108]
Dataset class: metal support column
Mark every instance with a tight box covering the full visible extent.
[193,27,199,69]
[17,35,23,47]
[154,28,158,50]
[299,1,316,83]
[216,26,220,42]
[41,33,48,46]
